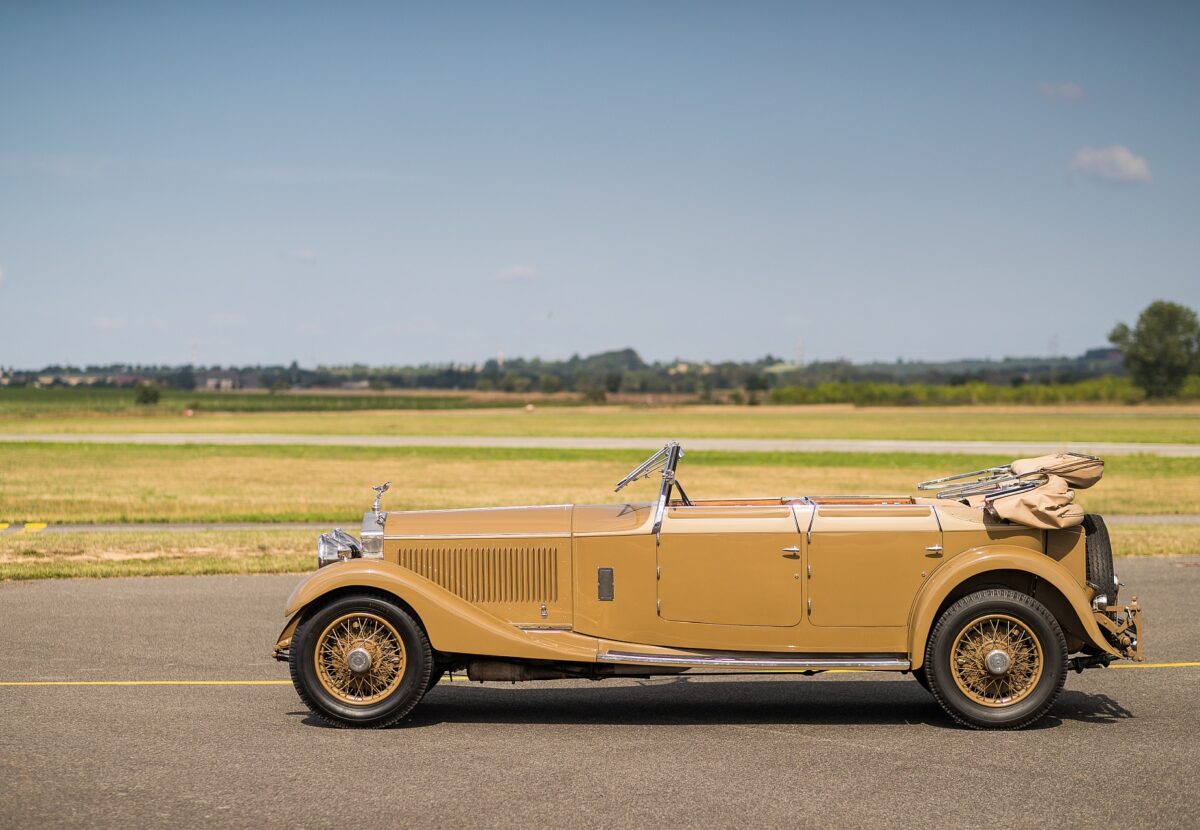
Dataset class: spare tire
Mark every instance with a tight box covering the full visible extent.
[1082,514,1117,604]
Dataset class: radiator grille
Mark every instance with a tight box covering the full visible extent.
[396,546,559,603]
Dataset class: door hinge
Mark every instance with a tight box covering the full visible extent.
[807,564,812,578]
[656,565,661,580]
[807,598,812,615]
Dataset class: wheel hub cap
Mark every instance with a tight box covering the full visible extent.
[346,647,373,675]
[313,612,407,705]
[949,613,1044,707]
[984,649,1010,676]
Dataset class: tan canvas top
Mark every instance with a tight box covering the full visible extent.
[987,474,1086,530]
[917,452,1102,530]
[1009,453,1104,489]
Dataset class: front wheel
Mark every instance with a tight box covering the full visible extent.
[289,593,432,728]
[924,589,1067,730]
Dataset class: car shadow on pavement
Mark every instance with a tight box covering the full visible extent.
[291,676,1134,730]
[1034,689,1135,728]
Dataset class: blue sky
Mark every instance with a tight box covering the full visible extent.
[1,1,1197,368]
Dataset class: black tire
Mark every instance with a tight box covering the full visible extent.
[911,667,931,694]
[924,589,1067,730]
[289,593,432,728]
[1082,514,1117,604]
[424,668,446,695]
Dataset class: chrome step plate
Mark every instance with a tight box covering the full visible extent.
[597,650,910,670]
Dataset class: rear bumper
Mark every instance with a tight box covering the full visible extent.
[1093,597,1143,661]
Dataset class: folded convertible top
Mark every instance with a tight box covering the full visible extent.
[918,452,1104,530]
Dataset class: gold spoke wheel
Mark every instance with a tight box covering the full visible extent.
[314,612,407,705]
[950,613,1043,707]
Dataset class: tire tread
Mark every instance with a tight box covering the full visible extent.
[288,591,433,729]
[924,588,1068,730]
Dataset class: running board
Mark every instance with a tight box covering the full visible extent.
[597,650,910,670]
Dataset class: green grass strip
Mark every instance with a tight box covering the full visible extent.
[2,441,1196,476]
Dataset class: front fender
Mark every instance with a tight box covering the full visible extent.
[908,546,1119,669]
[274,561,599,663]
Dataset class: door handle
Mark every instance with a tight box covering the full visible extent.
[925,545,944,555]
[782,546,801,557]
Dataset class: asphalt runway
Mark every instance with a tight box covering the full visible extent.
[2,432,1198,456]
[1,557,1197,829]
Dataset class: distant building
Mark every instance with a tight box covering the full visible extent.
[1083,347,1123,363]
[340,380,371,390]
[197,370,240,391]
[111,373,149,387]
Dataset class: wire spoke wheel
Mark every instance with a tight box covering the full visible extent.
[314,612,407,705]
[950,613,1043,707]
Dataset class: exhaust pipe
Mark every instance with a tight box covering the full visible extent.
[466,660,573,682]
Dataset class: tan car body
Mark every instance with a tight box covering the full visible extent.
[274,496,1138,673]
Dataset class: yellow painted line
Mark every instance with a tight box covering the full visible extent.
[1110,661,1200,669]
[21,522,47,534]
[0,523,8,531]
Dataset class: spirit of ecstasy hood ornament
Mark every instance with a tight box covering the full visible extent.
[371,481,391,524]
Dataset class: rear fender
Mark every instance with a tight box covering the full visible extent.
[908,545,1119,669]
[275,561,598,662]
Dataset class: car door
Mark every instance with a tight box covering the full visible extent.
[806,504,942,627]
[656,504,804,627]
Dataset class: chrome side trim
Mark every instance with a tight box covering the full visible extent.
[393,503,573,514]
[597,651,910,670]
[383,532,571,540]
[806,495,919,501]
[515,624,574,631]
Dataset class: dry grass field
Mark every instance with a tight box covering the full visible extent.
[2,403,1196,578]
[1,443,1196,524]
[0,530,312,580]
[4,403,1199,443]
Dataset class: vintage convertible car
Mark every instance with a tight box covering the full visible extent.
[273,443,1143,730]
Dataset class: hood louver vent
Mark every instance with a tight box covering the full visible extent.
[396,546,559,604]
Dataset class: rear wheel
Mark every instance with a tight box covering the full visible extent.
[289,593,432,728]
[924,589,1067,730]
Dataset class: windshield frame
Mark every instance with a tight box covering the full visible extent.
[614,441,684,536]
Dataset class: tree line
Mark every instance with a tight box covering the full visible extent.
[7,301,1198,404]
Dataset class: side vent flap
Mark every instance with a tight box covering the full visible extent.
[396,545,559,604]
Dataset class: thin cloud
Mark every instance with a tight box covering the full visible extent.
[1040,81,1085,101]
[496,265,537,281]
[209,311,250,327]
[0,154,122,181]
[290,248,318,263]
[367,318,442,337]
[92,316,125,331]
[1070,145,1152,184]
[0,265,5,288]
[232,167,404,185]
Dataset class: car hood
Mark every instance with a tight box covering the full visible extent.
[382,502,656,538]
